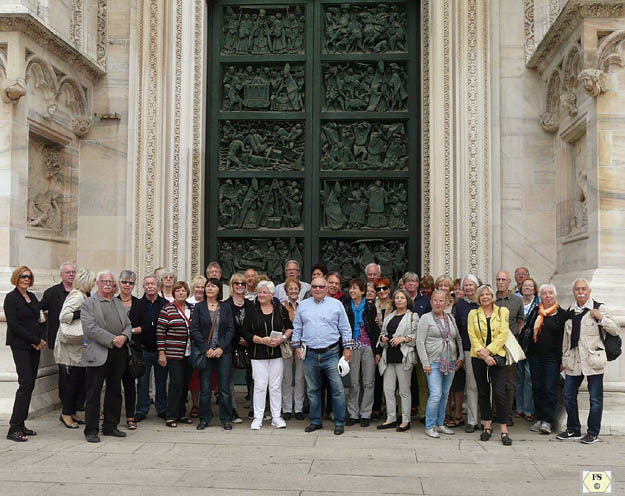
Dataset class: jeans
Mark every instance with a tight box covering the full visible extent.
[563,373,604,437]
[515,359,534,416]
[527,354,560,424]
[199,353,232,424]
[424,362,456,429]
[166,357,192,421]
[347,346,375,420]
[136,350,168,417]
[303,344,346,426]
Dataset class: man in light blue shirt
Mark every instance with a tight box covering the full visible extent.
[293,277,353,435]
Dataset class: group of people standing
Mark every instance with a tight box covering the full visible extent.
[3,260,619,447]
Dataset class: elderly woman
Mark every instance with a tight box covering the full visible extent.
[187,275,207,305]
[417,290,464,438]
[374,277,393,325]
[191,278,235,430]
[435,275,455,312]
[56,268,96,429]
[365,282,377,305]
[376,289,418,431]
[468,285,512,445]
[158,268,176,302]
[281,277,305,420]
[157,281,194,427]
[420,275,435,300]
[515,277,539,422]
[4,266,46,442]
[343,278,380,427]
[240,280,293,430]
[524,284,568,435]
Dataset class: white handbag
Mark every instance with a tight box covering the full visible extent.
[504,330,526,365]
[58,318,84,345]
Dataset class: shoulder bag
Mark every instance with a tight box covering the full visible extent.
[477,310,507,367]
[58,290,86,345]
[595,301,622,361]
[126,339,146,379]
[191,304,219,371]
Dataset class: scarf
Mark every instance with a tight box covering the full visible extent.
[433,313,454,375]
[351,299,366,340]
[571,308,590,350]
[533,302,558,343]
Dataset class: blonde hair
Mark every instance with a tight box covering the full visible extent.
[475,284,495,305]
[10,265,34,287]
[74,268,96,294]
[229,272,245,293]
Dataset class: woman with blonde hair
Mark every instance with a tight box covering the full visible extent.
[56,268,96,429]
[187,275,207,305]
[435,275,455,311]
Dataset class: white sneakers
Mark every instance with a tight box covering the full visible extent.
[436,425,455,435]
[271,417,287,429]
[425,427,440,438]
[251,418,262,430]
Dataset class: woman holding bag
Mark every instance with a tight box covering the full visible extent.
[56,268,96,429]
[468,285,512,445]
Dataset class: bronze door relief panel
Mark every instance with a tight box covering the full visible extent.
[206,0,420,282]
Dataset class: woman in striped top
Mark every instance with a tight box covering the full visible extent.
[157,281,194,427]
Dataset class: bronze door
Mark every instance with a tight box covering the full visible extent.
[206,0,420,283]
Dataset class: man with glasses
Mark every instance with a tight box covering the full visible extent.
[292,277,353,435]
[327,272,345,301]
[275,260,311,302]
[81,271,133,442]
[41,262,76,401]
[513,267,530,297]
[206,262,230,299]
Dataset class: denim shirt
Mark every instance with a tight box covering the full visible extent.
[292,296,354,349]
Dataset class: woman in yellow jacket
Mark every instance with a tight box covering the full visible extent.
[468,285,512,446]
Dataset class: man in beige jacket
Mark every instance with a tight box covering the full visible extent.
[556,279,620,444]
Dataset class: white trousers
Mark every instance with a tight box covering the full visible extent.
[464,350,479,426]
[383,363,413,424]
[252,358,284,421]
[281,356,306,413]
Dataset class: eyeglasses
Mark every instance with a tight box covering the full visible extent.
[375,286,389,292]
[19,274,33,280]
[311,285,327,289]
[233,281,246,286]
[120,280,135,285]
[99,280,114,285]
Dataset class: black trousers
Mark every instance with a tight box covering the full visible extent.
[472,357,507,424]
[61,366,86,416]
[166,357,193,421]
[84,347,127,435]
[372,366,383,413]
[122,368,136,419]
[9,348,40,433]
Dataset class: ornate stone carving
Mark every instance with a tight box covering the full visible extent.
[562,43,582,90]
[97,0,107,67]
[548,0,561,25]
[171,0,182,273]
[524,0,535,62]
[219,178,303,229]
[578,68,607,96]
[71,0,83,49]
[597,30,625,72]
[323,61,407,112]
[218,238,304,282]
[191,0,203,277]
[560,90,577,117]
[321,239,407,283]
[220,120,304,171]
[571,162,588,236]
[321,180,408,230]
[421,0,431,273]
[321,122,407,171]
[541,70,562,133]
[222,6,305,55]
[323,4,407,54]
[222,63,304,111]
[1,78,26,103]
[71,117,91,136]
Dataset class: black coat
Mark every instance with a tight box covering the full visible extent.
[40,282,70,349]
[4,288,46,350]
[130,295,169,352]
[240,300,293,360]
[191,301,234,354]
[343,297,381,348]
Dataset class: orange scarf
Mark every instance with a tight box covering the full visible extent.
[533,302,558,342]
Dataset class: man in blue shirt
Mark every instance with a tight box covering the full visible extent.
[293,277,353,435]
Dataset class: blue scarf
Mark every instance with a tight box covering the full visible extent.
[351,299,366,340]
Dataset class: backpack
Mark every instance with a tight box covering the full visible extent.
[594,301,622,361]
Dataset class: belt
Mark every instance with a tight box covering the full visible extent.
[308,341,339,354]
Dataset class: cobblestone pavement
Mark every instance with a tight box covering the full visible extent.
[1,408,624,496]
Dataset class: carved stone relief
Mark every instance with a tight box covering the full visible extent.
[219,178,303,229]
[323,3,407,54]
[219,120,304,171]
[321,121,407,171]
[218,238,304,282]
[578,68,607,96]
[321,238,407,283]
[222,63,304,111]
[0,78,26,104]
[541,70,562,133]
[323,61,407,112]
[222,6,305,55]
[321,180,407,230]
[27,137,70,241]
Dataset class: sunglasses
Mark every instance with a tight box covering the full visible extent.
[311,285,327,289]
[375,286,389,292]
[19,274,33,280]
[233,281,246,286]
[120,280,135,285]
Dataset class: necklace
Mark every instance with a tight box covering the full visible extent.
[120,296,132,302]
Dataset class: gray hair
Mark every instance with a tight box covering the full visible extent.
[60,261,76,272]
[119,270,136,283]
[96,270,114,282]
[572,278,591,290]
[462,274,479,288]
[514,266,530,276]
[206,261,221,272]
[191,275,207,288]
[402,271,419,282]
[257,280,276,295]
[284,259,300,271]
[431,288,450,304]
[365,263,381,273]
[74,268,96,294]
[160,268,176,283]
[144,274,161,287]
[539,283,557,297]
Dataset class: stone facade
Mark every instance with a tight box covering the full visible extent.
[0,0,623,426]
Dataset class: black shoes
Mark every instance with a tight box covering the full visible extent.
[22,427,37,436]
[360,418,370,427]
[196,422,209,430]
[223,423,232,430]
[85,433,101,443]
[345,417,359,426]
[102,428,127,438]
[377,421,398,430]
[334,426,344,435]
[135,413,146,422]
[283,412,292,421]
[305,423,322,433]
[396,422,411,432]
[465,424,478,433]
[295,412,305,421]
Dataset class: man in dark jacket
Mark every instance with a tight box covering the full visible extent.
[41,262,76,401]
[131,274,169,421]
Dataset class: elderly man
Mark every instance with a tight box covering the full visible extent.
[556,279,620,444]
[292,277,353,435]
[133,274,169,422]
[41,262,76,402]
[495,270,525,426]
[513,267,530,296]
[245,268,258,301]
[206,262,231,299]
[275,260,311,302]
[81,271,133,442]
[365,263,381,284]
[327,272,345,301]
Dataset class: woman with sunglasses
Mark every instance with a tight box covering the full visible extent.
[374,278,393,324]
[4,266,47,442]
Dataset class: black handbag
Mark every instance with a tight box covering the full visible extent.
[126,340,146,379]
[191,304,219,371]
[595,301,622,361]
